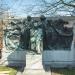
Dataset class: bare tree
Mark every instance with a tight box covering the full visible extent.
[32,0,75,16]
[1,0,75,17]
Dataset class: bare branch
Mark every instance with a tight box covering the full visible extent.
[60,0,75,7]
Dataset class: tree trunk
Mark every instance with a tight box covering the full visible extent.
[0,20,3,59]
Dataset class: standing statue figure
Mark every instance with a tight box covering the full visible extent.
[31,20,43,54]
[38,15,48,50]
[22,16,34,50]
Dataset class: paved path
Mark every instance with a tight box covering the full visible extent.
[23,69,51,75]
[16,54,51,75]
[0,71,10,75]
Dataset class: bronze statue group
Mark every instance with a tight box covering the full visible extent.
[6,15,73,54]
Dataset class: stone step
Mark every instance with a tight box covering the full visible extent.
[26,54,43,69]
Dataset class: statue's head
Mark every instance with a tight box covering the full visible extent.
[40,15,46,21]
[10,21,16,25]
[27,15,32,21]
[58,19,68,24]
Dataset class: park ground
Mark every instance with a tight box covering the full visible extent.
[1,66,75,75]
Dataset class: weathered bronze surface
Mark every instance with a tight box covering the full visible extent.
[4,17,73,54]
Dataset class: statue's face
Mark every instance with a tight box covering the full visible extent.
[40,15,46,21]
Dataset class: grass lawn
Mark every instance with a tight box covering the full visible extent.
[51,68,75,75]
[0,66,17,75]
